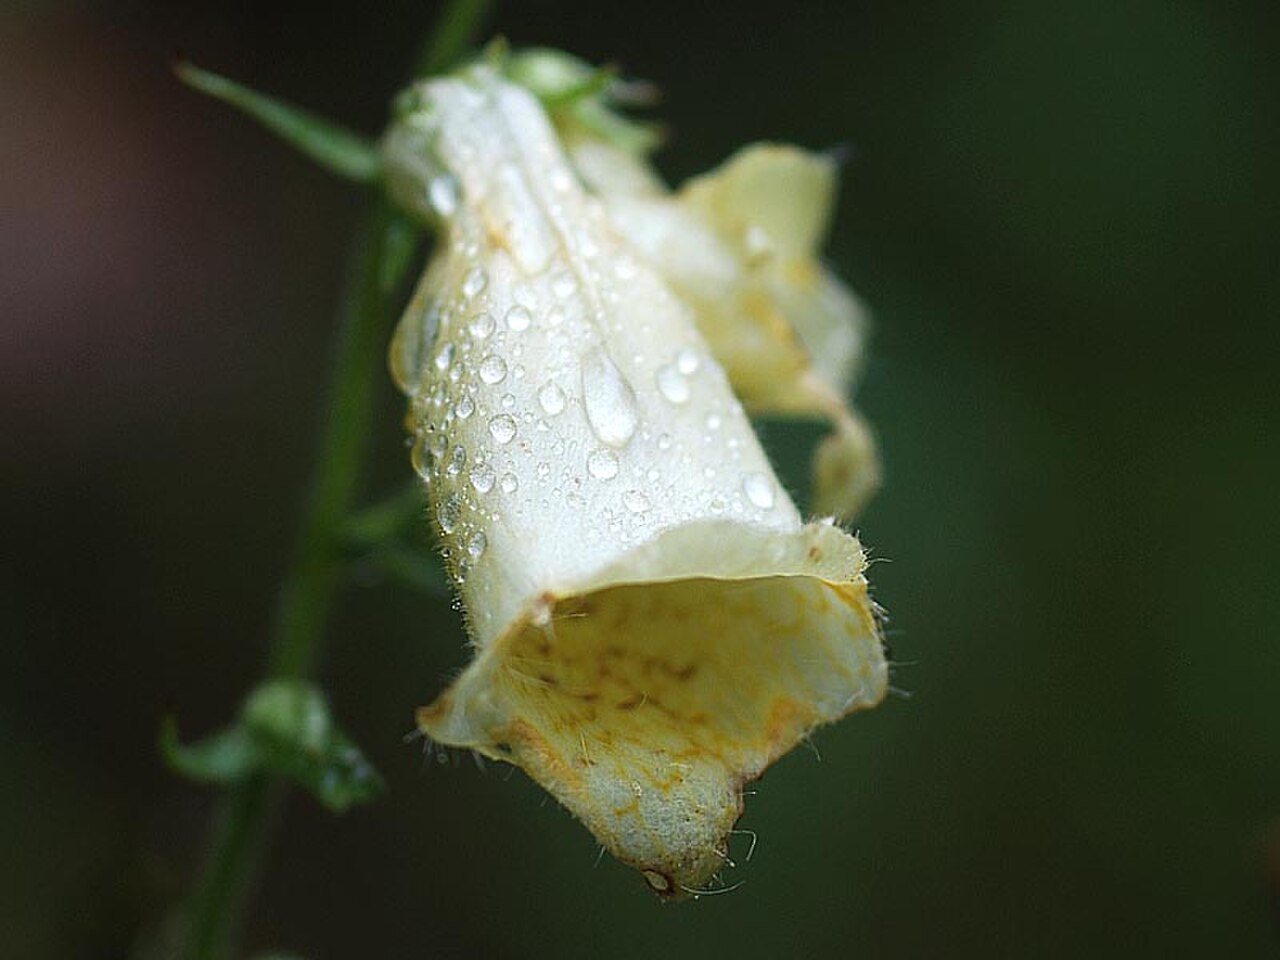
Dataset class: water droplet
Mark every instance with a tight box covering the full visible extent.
[676,348,700,375]
[462,267,487,299]
[655,363,690,404]
[446,444,467,477]
[410,436,432,481]
[434,341,455,372]
[428,175,460,217]
[499,472,518,494]
[506,305,532,331]
[622,489,651,513]
[705,413,722,431]
[552,272,578,299]
[657,433,673,451]
[469,464,495,493]
[438,494,461,534]
[549,166,574,193]
[582,349,639,447]
[614,255,639,281]
[546,307,565,327]
[538,381,567,415]
[587,448,620,480]
[479,355,508,385]
[467,530,487,560]
[455,395,475,420]
[536,462,551,480]
[742,472,776,509]
[488,414,517,444]
[468,312,495,339]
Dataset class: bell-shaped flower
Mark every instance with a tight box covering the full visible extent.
[382,61,887,898]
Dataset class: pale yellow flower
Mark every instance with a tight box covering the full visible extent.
[382,62,887,897]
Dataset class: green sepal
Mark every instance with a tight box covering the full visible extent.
[162,680,385,813]
[504,48,663,155]
[343,483,451,597]
[175,61,382,183]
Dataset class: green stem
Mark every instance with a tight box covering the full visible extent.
[415,0,494,78]
[179,7,492,955]
[183,199,406,960]
[269,202,399,681]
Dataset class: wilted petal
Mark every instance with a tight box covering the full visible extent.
[383,63,887,897]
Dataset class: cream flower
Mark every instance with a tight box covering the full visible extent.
[512,49,880,518]
[382,62,887,897]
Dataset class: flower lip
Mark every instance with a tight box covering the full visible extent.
[417,521,888,898]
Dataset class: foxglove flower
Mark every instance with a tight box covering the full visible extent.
[383,61,887,897]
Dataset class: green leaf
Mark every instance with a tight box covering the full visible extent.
[343,483,428,547]
[342,483,451,597]
[243,681,385,813]
[160,716,258,783]
[378,210,425,297]
[175,61,381,183]
[364,543,451,596]
[163,681,385,813]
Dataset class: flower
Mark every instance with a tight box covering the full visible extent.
[382,60,887,898]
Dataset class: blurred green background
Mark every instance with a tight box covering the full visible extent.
[3,1,1277,957]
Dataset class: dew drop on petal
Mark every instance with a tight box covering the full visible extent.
[552,272,578,299]
[438,494,461,534]
[582,349,639,447]
[410,436,432,481]
[506,305,532,332]
[655,363,690,404]
[499,472,519,494]
[622,488,651,513]
[479,355,508,385]
[446,444,467,477]
[614,255,638,281]
[468,312,495,339]
[469,464,495,494]
[587,448,620,480]
[467,530,487,560]
[488,414,517,444]
[462,267,487,299]
[434,341,455,372]
[676,347,700,375]
[742,471,776,509]
[455,394,475,420]
[428,175,460,217]
[538,381,567,415]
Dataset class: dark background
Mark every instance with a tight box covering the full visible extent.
[3,1,1278,957]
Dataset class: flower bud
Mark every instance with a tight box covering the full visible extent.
[383,62,887,898]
